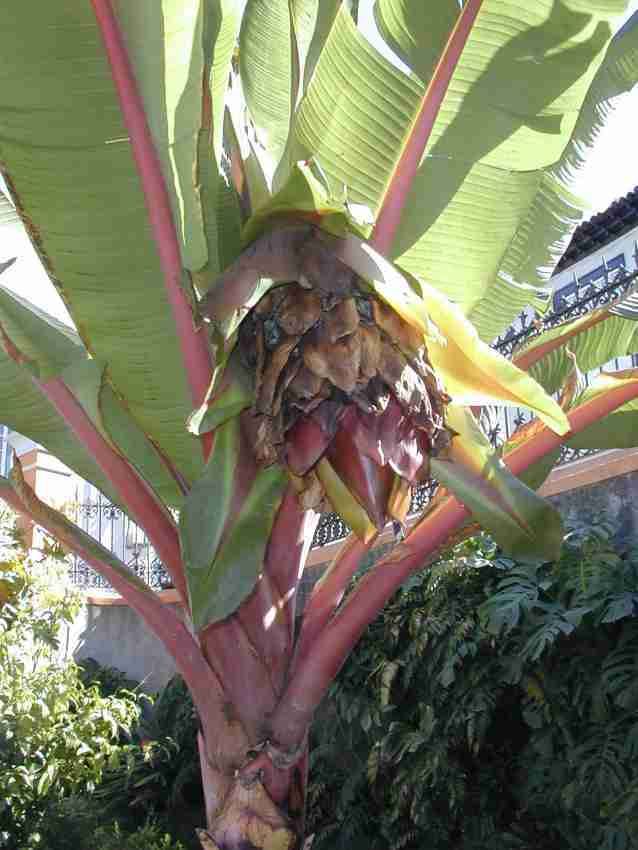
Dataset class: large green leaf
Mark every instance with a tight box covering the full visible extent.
[292,2,635,341]
[520,308,638,394]
[0,286,120,507]
[0,2,202,484]
[0,284,83,379]
[180,418,238,611]
[180,417,287,628]
[567,371,638,451]
[195,463,286,626]
[556,7,638,181]
[292,8,423,213]
[205,0,243,169]
[240,0,298,177]
[0,284,183,507]
[192,0,243,292]
[431,406,563,563]
[374,0,460,85]
[383,0,625,329]
[113,0,207,271]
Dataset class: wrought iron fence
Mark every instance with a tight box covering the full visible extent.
[65,257,638,590]
[67,493,171,591]
[494,255,638,358]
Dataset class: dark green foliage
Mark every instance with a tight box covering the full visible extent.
[92,675,203,849]
[78,656,142,698]
[24,673,203,850]
[308,523,638,849]
[34,798,185,850]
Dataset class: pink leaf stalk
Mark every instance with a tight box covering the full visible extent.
[90,0,212,438]
[38,376,188,603]
[264,486,320,643]
[371,0,484,254]
[512,311,610,373]
[270,377,638,750]
[291,535,376,674]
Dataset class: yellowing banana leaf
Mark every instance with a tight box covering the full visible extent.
[179,417,287,628]
[315,458,377,544]
[336,233,569,435]
[431,405,563,563]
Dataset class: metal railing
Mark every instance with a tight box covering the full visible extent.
[66,493,171,591]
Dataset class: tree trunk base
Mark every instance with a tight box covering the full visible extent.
[197,775,299,850]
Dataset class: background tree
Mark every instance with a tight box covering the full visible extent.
[1,2,638,847]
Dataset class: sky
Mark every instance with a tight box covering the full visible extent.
[1,0,638,325]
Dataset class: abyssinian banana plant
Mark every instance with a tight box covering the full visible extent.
[1,1,638,847]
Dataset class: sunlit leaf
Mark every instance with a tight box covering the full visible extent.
[431,406,563,563]
[517,307,638,394]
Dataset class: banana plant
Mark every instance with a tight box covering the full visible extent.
[1,1,638,847]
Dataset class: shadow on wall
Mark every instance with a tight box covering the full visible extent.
[70,601,182,693]
[549,470,638,552]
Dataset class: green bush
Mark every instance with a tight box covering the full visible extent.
[0,519,141,849]
[92,822,185,850]
[92,675,203,848]
[33,797,185,850]
[308,522,638,850]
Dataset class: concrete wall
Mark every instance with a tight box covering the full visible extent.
[68,600,182,693]
[549,469,638,552]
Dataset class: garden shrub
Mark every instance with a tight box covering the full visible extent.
[0,518,141,849]
[308,521,638,849]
